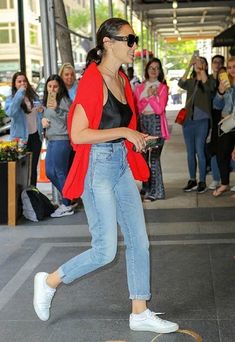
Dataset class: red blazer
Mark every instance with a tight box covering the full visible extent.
[63,63,149,199]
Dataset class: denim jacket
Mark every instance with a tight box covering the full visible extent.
[5,88,43,141]
[213,86,235,116]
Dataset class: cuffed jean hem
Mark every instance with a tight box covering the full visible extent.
[129,294,151,300]
[57,267,71,285]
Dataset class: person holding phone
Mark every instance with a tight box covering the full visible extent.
[212,56,235,197]
[5,71,43,186]
[33,18,179,335]
[206,55,225,191]
[178,54,211,193]
[134,58,169,201]
[41,74,73,217]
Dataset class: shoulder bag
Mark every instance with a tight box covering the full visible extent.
[175,81,198,125]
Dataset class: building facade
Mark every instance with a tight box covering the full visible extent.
[0,0,88,86]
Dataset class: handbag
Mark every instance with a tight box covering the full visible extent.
[175,81,198,125]
[175,107,188,125]
[218,113,235,135]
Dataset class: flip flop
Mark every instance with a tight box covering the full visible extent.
[212,186,229,197]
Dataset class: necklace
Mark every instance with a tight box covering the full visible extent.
[100,65,126,103]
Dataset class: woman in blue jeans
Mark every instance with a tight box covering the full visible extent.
[178,55,211,193]
[42,74,73,217]
[33,18,179,334]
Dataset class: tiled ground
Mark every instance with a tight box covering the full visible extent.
[1,110,235,341]
[1,233,235,341]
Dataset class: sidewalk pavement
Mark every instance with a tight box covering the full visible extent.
[0,106,235,342]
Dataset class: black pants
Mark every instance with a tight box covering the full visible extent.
[216,130,235,185]
[27,131,42,186]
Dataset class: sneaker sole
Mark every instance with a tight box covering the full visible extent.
[197,188,208,194]
[130,323,179,334]
[50,210,74,218]
[183,186,197,192]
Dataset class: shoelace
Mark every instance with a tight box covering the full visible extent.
[148,311,170,324]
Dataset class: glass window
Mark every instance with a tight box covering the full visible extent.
[29,0,36,13]
[0,0,7,9]
[29,24,38,45]
[0,0,14,9]
[0,22,16,44]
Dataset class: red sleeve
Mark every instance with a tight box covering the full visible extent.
[67,63,103,149]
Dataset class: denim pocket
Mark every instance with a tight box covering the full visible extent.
[95,149,113,162]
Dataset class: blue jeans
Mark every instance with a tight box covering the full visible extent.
[46,140,72,206]
[183,119,209,182]
[58,141,151,300]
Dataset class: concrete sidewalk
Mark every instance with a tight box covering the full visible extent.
[1,107,235,342]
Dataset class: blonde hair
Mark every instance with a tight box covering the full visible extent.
[59,63,76,79]
[227,56,235,84]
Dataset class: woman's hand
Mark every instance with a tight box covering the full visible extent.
[20,84,27,91]
[218,80,228,95]
[147,85,156,97]
[35,105,44,113]
[125,128,148,152]
[42,118,50,128]
[189,56,198,67]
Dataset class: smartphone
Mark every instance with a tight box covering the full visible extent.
[193,50,199,58]
[132,137,164,152]
[47,91,57,108]
[219,72,230,89]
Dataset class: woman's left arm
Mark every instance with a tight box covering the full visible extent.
[148,84,168,115]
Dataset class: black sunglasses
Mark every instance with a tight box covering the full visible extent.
[111,34,139,47]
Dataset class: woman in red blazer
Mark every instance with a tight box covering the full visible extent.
[33,17,179,335]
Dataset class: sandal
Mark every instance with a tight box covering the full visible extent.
[212,185,229,197]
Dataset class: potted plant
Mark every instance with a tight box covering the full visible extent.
[0,141,31,226]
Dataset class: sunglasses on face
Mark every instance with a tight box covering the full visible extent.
[149,66,160,71]
[111,34,139,47]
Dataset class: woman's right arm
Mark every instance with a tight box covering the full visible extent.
[180,56,195,81]
[5,88,25,118]
[71,104,147,152]
[213,80,228,110]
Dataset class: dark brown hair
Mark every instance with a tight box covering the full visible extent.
[86,17,130,67]
[11,71,38,113]
[144,58,166,83]
[42,74,69,107]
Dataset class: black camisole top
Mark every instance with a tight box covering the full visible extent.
[99,86,132,136]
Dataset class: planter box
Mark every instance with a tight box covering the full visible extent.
[0,153,31,226]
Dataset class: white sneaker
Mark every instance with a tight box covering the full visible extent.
[129,309,179,334]
[231,185,235,191]
[208,181,220,190]
[33,272,56,321]
[50,204,74,218]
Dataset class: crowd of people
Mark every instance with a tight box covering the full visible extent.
[5,41,235,207]
[178,54,235,197]
[3,15,235,334]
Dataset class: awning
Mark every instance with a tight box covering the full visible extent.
[213,25,235,47]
